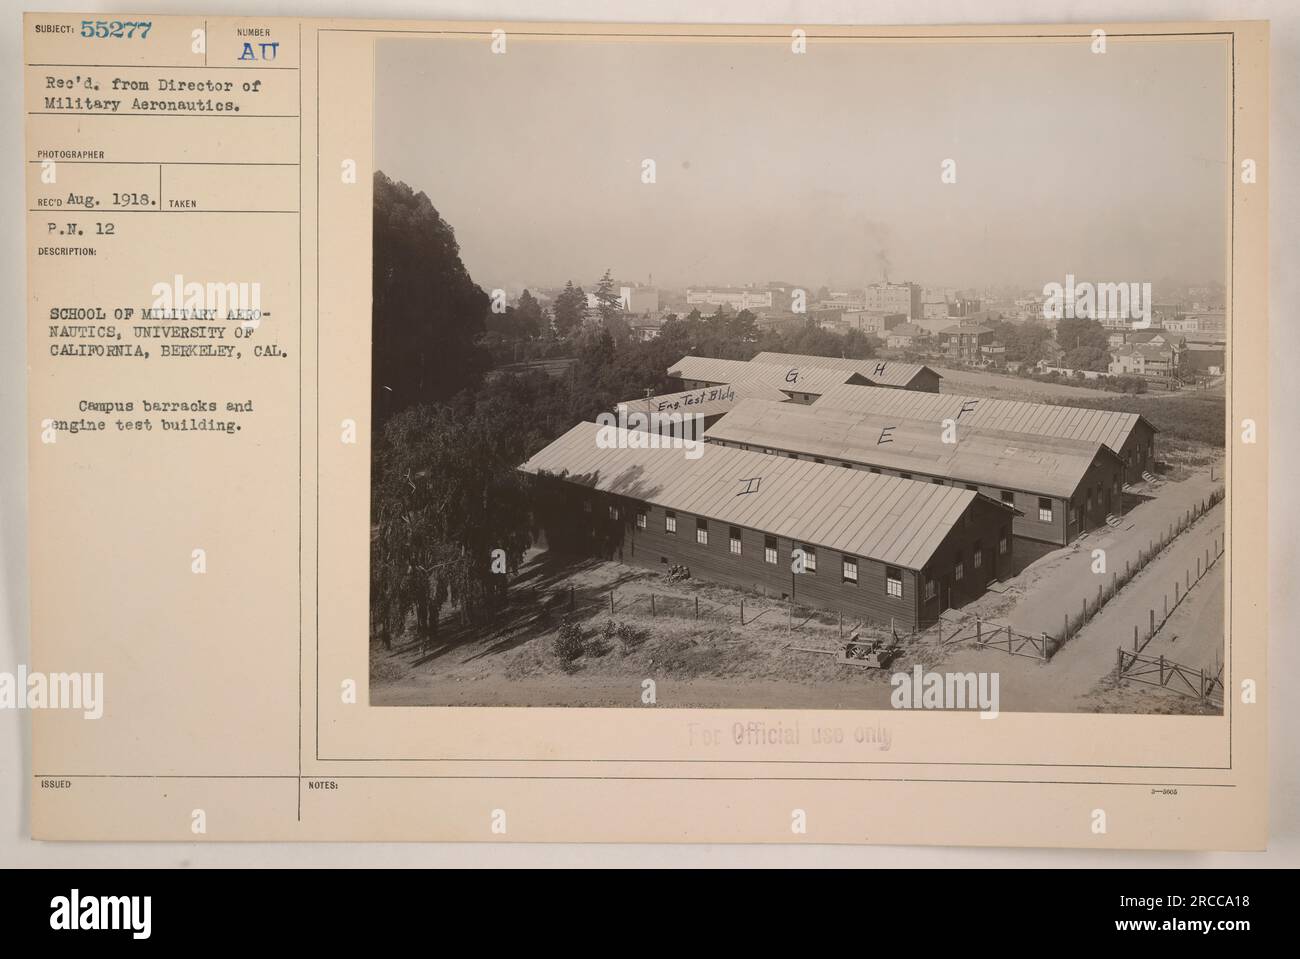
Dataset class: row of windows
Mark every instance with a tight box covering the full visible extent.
[657,511,897,594]
[616,504,1008,602]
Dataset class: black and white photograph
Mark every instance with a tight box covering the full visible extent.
[368,33,1230,715]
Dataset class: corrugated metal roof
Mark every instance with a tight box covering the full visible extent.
[812,383,1154,454]
[668,355,857,395]
[706,399,1116,498]
[749,352,940,388]
[520,421,988,570]
[620,379,790,420]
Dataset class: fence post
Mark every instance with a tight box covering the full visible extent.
[839,610,843,640]
[695,596,699,620]
[976,617,982,644]
[1164,595,1168,620]
[1199,667,1206,701]
[1175,581,1180,604]
[1159,655,1166,687]
[1097,583,1103,608]
[650,594,655,617]
[1116,648,1123,687]
[1197,557,1201,579]
[1149,608,1155,639]
[739,598,744,625]
[610,590,615,614]
[1133,624,1138,650]
[1042,632,1049,662]
[1186,569,1190,590]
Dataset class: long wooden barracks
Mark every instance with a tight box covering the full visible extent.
[667,355,942,403]
[520,421,1017,629]
[704,398,1126,545]
[813,382,1158,485]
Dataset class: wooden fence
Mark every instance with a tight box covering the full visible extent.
[1115,648,1224,706]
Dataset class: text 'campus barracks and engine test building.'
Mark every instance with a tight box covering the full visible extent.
[519,353,1159,629]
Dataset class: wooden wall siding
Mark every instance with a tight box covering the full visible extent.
[531,478,994,629]
[915,496,1010,624]
[1118,422,1158,484]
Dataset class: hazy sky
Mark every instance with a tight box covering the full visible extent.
[376,34,1229,293]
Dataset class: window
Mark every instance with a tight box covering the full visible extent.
[886,566,903,598]
[802,545,817,572]
[1001,490,1015,505]
[665,511,677,533]
[609,505,620,521]
[900,473,913,480]
[842,556,859,584]
[932,478,944,485]
[814,458,825,464]
[787,453,798,459]
[729,527,742,555]
[924,572,937,601]
[973,540,983,569]
[869,467,881,474]
[841,462,853,469]
[1085,492,1092,513]
[636,510,647,529]
[999,530,1009,554]
[764,536,778,565]
[582,500,592,513]
[1069,505,1077,524]
[954,557,965,581]
[696,518,708,545]
[1038,497,1053,522]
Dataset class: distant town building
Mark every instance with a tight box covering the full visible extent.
[840,311,907,337]
[864,281,922,319]
[885,321,929,350]
[686,289,774,310]
[620,287,660,314]
[939,323,996,364]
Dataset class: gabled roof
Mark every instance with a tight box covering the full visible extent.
[621,379,789,420]
[520,421,999,571]
[706,399,1120,499]
[667,355,857,395]
[748,352,940,389]
[812,383,1156,453]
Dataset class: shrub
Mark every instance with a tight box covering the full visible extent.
[552,620,586,662]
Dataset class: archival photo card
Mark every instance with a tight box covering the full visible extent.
[24,15,1268,847]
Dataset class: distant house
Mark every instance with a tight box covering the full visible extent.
[1109,343,1178,378]
[1108,330,1184,377]
[939,323,996,364]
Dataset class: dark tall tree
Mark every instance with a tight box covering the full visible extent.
[515,289,544,338]
[592,269,622,327]
[553,280,586,336]
[372,171,490,427]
